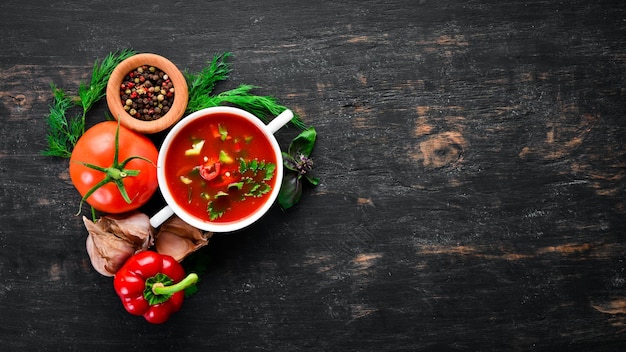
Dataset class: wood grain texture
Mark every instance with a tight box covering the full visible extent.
[1,0,625,351]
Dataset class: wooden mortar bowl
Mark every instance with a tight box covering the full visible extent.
[106,53,188,134]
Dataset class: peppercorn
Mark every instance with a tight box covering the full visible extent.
[118,65,175,121]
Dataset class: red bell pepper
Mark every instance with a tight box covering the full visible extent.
[113,251,198,324]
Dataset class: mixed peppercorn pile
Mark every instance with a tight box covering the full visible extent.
[120,65,175,121]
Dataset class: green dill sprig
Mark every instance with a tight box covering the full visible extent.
[42,49,137,158]
[184,52,233,113]
[43,86,83,158]
[191,84,307,130]
[78,49,136,116]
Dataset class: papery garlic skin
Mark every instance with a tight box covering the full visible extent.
[83,212,153,276]
[155,216,211,261]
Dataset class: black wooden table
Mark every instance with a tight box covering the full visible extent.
[1,1,625,351]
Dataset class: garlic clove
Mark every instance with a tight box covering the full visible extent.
[83,212,154,276]
[84,217,135,276]
[96,212,153,250]
[155,216,211,261]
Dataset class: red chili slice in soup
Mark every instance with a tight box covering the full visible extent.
[199,160,221,181]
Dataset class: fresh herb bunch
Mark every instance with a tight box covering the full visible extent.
[194,84,307,130]
[184,52,232,113]
[278,127,319,209]
[44,87,82,158]
[184,53,306,130]
[43,49,137,158]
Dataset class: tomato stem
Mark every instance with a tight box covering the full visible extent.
[107,167,125,180]
[73,119,154,215]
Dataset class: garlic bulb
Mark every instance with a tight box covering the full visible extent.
[83,212,153,276]
[155,216,211,261]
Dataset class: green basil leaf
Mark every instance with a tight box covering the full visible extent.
[288,127,317,157]
[305,174,320,186]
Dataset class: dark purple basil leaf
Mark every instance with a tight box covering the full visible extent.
[282,152,298,172]
[278,171,302,210]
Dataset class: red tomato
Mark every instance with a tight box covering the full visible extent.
[69,121,158,214]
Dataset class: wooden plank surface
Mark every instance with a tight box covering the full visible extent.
[1,0,625,350]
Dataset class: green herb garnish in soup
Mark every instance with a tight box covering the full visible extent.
[165,112,277,222]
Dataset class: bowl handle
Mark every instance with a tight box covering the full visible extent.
[266,109,294,134]
[150,205,174,228]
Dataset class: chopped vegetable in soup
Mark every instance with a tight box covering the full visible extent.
[164,112,277,222]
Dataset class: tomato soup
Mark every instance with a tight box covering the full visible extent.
[163,112,278,223]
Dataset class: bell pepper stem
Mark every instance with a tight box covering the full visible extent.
[152,273,199,296]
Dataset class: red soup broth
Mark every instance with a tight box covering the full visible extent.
[164,112,278,223]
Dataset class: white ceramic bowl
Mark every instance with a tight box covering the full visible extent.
[150,106,293,233]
